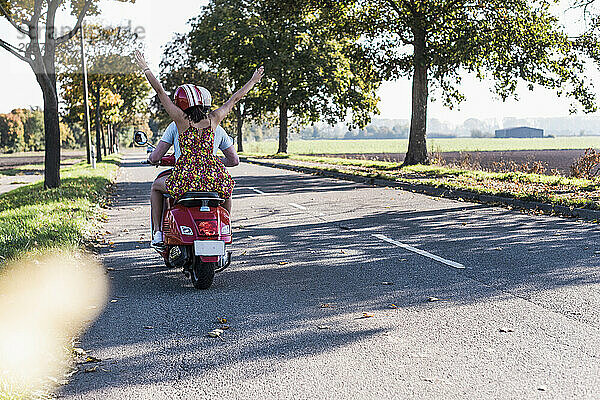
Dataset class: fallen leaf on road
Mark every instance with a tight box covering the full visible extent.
[84,355,101,363]
[72,347,86,356]
[427,297,440,302]
[143,326,154,329]
[106,267,114,271]
[382,281,394,285]
[216,317,227,324]
[278,261,289,265]
[320,303,336,308]
[84,366,98,373]
[356,313,374,319]
[208,329,225,341]
[499,327,514,333]
[537,385,547,391]
[110,299,118,303]
[317,325,330,330]
[389,304,398,309]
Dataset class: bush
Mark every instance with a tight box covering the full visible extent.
[570,148,600,179]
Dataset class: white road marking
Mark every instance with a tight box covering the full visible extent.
[234,187,266,194]
[372,234,465,269]
[289,202,307,210]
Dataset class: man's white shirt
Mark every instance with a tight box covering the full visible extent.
[160,121,234,160]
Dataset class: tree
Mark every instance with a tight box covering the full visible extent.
[0,110,25,152]
[0,0,132,187]
[185,0,380,153]
[338,0,596,165]
[58,23,149,160]
[22,108,45,150]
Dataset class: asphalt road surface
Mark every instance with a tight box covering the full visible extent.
[61,152,600,399]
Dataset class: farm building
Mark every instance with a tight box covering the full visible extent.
[495,127,544,138]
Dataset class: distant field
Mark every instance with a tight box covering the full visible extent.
[242,137,600,154]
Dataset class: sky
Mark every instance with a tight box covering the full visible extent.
[1,0,599,126]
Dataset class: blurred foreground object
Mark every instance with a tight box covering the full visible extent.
[0,251,108,397]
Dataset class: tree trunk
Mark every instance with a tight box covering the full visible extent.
[101,124,107,157]
[235,107,244,153]
[106,125,112,154]
[278,100,288,154]
[40,79,61,188]
[404,26,429,166]
[94,87,103,162]
[113,126,119,152]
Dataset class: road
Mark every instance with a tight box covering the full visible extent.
[61,152,600,399]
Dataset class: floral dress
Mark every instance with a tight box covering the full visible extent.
[165,125,235,201]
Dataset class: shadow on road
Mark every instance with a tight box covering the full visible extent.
[62,170,600,396]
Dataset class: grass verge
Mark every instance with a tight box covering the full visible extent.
[0,155,120,263]
[242,154,600,211]
[242,137,600,154]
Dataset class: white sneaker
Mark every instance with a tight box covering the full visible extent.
[151,231,164,247]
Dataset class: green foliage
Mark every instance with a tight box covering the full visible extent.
[58,23,150,137]
[1,0,134,187]
[308,0,600,164]
[180,0,381,151]
[0,155,120,262]
[0,111,25,153]
[357,0,595,111]
[0,108,80,152]
[22,108,44,150]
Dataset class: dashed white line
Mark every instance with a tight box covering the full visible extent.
[288,202,307,210]
[372,234,465,269]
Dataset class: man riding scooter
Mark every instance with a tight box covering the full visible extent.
[148,119,239,247]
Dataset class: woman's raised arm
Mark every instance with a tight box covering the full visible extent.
[210,66,264,127]
[134,50,187,131]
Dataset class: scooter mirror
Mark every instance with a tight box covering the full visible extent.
[133,131,148,146]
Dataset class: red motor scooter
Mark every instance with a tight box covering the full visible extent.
[134,131,232,289]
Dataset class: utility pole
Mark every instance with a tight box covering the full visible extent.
[80,22,94,167]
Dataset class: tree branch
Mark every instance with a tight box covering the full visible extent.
[56,0,92,44]
[0,37,32,64]
[0,3,28,35]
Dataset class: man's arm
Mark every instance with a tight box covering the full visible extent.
[149,141,172,164]
[221,145,239,167]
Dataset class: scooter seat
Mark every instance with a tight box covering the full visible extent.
[175,191,224,207]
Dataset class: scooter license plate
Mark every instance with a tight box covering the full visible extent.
[194,240,225,256]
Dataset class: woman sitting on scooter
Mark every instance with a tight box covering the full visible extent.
[134,50,264,245]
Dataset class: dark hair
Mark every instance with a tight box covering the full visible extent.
[183,105,211,123]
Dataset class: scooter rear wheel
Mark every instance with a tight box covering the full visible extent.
[190,256,215,289]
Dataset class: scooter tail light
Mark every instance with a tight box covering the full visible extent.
[195,220,218,236]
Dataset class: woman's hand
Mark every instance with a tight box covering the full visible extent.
[251,66,264,83]
[134,50,149,71]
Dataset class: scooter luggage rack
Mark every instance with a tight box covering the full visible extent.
[175,192,225,211]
